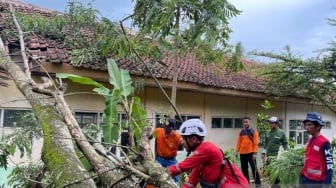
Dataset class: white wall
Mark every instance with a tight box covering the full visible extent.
[1,81,336,166]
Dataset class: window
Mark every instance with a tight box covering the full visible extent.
[211,118,221,128]
[289,120,309,145]
[75,112,99,128]
[323,121,331,129]
[3,109,32,127]
[106,112,130,157]
[211,117,243,129]
[289,119,331,145]
[223,118,233,128]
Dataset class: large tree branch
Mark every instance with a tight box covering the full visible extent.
[0,4,96,186]
[0,37,96,187]
[9,3,31,79]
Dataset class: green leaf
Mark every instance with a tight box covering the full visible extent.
[120,69,132,97]
[107,59,132,97]
[107,59,122,89]
[56,73,106,89]
[102,90,120,144]
[130,96,148,140]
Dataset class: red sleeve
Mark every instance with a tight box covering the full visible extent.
[182,166,201,187]
[168,148,208,176]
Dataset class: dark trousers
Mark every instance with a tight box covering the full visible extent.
[240,153,261,186]
[299,175,325,188]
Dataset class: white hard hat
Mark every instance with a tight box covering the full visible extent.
[179,119,207,137]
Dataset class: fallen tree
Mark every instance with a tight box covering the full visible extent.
[0,2,177,187]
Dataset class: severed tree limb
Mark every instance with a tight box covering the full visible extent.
[0,37,96,187]
[137,126,179,188]
[0,4,96,186]
[9,3,31,79]
[53,88,126,187]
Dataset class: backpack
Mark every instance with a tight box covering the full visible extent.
[240,128,255,143]
[217,149,249,188]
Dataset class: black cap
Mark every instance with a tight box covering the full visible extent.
[166,119,176,129]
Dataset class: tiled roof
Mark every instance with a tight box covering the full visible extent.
[0,0,266,93]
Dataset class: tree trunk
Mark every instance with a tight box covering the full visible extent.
[0,40,96,188]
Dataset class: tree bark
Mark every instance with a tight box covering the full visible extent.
[0,39,96,187]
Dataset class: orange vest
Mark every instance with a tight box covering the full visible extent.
[236,128,259,154]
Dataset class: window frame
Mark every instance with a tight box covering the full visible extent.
[1,108,32,128]
[211,117,243,129]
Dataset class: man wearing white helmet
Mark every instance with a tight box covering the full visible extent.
[167,119,249,188]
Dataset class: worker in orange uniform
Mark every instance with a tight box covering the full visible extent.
[236,116,261,188]
[153,119,182,183]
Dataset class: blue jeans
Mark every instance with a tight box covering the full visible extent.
[156,156,179,183]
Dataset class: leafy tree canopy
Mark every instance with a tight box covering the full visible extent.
[256,39,336,113]
[132,0,243,67]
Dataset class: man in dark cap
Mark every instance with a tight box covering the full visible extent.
[300,112,333,187]
[152,118,182,183]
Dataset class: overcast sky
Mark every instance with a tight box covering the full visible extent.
[20,0,336,60]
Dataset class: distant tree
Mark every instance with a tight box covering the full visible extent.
[255,44,336,114]
[132,0,243,116]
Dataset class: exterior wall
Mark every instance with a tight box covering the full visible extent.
[1,80,31,108]
[205,94,248,150]
[144,87,204,117]
[63,81,106,112]
[1,79,336,166]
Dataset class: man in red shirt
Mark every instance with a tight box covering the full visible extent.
[153,119,182,183]
[300,112,333,187]
[167,119,249,188]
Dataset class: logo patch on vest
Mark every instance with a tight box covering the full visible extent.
[313,145,320,151]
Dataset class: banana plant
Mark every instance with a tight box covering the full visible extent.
[56,59,148,148]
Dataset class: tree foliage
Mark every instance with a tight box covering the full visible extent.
[131,0,243,109]
[256,100,273,147]
[255,45,336,113]
[57,59,148,146]
[264,147,305,186]
[6,2,163,66]
[251,15,336,112]
[0,1,248,186]
[132,0,240,51]
[132,0,243,66]
[0,112,41,169]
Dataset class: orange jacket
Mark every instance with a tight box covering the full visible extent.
[236,128,259,154]
[154,127,182,158]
